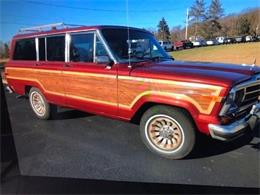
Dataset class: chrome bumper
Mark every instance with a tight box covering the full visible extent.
[208,103,260,141]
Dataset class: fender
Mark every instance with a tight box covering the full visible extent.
[119,93,221,134]
[6,76,65,106]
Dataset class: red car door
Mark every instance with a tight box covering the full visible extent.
[63,31,118,117]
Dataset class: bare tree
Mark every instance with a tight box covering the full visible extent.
[189,0,206,38]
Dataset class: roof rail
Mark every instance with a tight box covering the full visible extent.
[19,22,84,33]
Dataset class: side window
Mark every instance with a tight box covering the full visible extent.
[13,38,36,60]
[96,37,108,57]
[47,36,65,61]
[70,33,94,62]
[39,37,46,61]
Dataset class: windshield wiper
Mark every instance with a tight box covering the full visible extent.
[150,56,172,62]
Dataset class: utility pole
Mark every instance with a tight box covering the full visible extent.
[185,8,189,40]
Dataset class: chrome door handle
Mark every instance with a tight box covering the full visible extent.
[105,65,112,70]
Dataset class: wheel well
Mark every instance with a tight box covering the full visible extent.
[131,102,196,127]
[25,86,32,96]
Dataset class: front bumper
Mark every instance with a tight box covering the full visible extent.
[208,103,260,141]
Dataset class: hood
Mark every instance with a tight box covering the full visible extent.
[130,60,260,87]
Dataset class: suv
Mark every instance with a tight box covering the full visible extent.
[5,24,260,159]
[158,40,173,51]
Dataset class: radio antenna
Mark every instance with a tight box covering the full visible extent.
[252,57,256,66]
[126,0,132,69]
[250,57,256,70]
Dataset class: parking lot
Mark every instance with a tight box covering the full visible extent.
[3,89,260,188]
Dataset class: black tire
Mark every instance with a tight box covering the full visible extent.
[140,105,195,159]
[29,87,56,120]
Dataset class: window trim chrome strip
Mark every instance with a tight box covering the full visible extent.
[35,37,39,61]
[93,33,97,63]
[96,29,117,64]
[65,33,70,63]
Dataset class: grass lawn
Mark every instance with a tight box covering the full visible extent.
[170,42,260,66]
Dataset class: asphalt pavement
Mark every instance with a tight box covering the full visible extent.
[4,91,260,188]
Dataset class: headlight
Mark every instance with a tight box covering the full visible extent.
[234,89,245,106]
[220,88,245,117]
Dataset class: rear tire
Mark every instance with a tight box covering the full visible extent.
[29,87,56,120]
[140,105,195,159]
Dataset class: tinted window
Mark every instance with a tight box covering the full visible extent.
[13,38,36,60]
[39,37,46,61]
[47,36,65,61]
[70,33,94,62]
[96,37,108,57]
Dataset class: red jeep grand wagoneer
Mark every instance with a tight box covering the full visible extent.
[5,23,260,159]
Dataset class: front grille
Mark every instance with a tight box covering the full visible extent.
[236,79,260,113]
[220,74,260,118]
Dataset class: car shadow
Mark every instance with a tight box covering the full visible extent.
[189,122,259,159]
[53,109,93,120]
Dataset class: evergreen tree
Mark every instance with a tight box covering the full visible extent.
[157,17,171,41]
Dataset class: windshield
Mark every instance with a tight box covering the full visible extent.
[101,28,171,63]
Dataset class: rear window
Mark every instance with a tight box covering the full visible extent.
[13,38,36,60]
[47,36,65,61]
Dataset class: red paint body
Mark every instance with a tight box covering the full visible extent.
[5,26,260,135]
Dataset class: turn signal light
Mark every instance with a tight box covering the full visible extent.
[220,116,232,125]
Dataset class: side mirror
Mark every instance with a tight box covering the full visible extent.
[95,56,111,64]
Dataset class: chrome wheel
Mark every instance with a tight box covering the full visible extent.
[30,91,46,116]
[145,114,184,152]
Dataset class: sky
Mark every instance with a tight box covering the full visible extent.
[0,0,259,42]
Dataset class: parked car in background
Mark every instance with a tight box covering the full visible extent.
[192,39,206,47]
[245,35,253,42]
[173,41,184,50]
[216,36,225,44]
[234,36,246,43]
[223,37,235,44]
[173,40,194,50]
[159,40,173,51]
[182,40,193,49]
[206,39,218,46]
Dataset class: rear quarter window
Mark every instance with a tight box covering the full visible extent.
[13,38,36,60]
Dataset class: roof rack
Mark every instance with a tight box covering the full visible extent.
[19,22,84,33]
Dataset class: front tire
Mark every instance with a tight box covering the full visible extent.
[29,87,56,120]
[140,105,195,159]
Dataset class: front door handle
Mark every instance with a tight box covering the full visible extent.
[64,63,71,67]
[105,65,112,70]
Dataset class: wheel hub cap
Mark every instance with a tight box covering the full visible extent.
[147,116,183,151]
[31,92,46,116]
